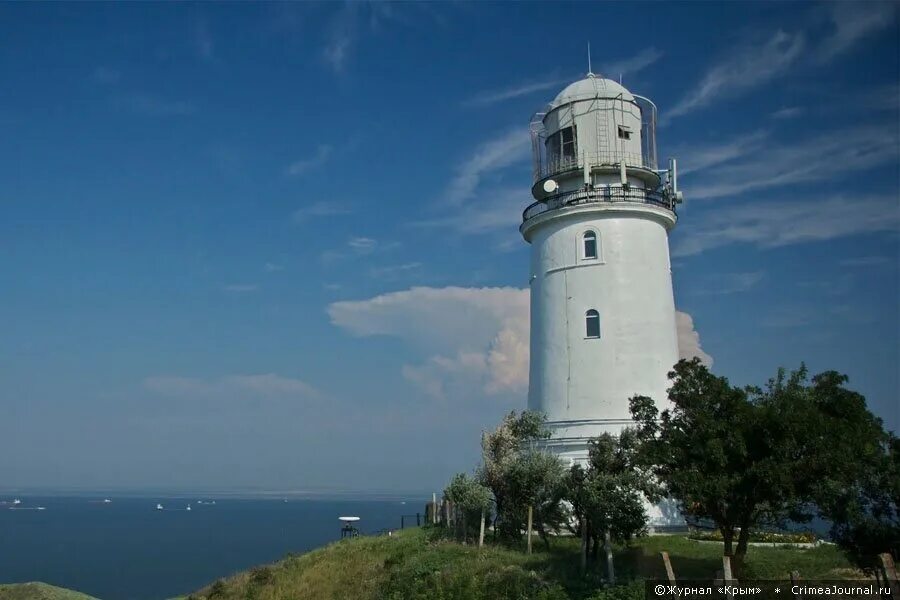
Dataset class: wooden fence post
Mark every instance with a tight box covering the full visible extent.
[878,554,899,593]
[723,556,736,600]
[661,551,676,585]
[605,529,615,584]
[790,571,801,600]
[478,508,485,548]
[526,505,533,554]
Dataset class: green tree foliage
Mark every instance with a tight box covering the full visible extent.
[822,433,899,571]
[630,359,891,563]
[444,473,492,542]
[563,432,653,567]
[477,411,567,547]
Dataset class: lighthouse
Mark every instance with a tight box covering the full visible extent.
[521,72,682,464]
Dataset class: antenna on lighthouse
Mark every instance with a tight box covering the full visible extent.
[587,43,594,77]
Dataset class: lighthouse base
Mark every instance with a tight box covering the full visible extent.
[539,420,685,530]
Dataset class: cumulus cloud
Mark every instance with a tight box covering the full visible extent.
[676,311,713,366]
[329,286,709,399]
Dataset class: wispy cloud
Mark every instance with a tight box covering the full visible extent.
[599,47,664,80]
[685,126,897,200]
[416,187,525,235]
[144,373,318,399]
[320,236,387,263]
[292,201,352,223]
[694,271,766,295]
[321,3,416,73]
[264,262,284,273]
[92,66,121,85]
[463,77,570,108]
[444,127,530,206]
[114,93,195,117]
[665,31,805,122]
[286,145,333,176]
[674,195,900,257]
[771,106,805,120]
[369,262,422,279]
[195,19,215,63]
[838,256,893,268]
[223,283,259,293]
[676,130,769,176]
[463,47,662,108]
[815,1,897,62]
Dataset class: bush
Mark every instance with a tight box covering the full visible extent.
[688,529,816,544]
[587,581,646,600]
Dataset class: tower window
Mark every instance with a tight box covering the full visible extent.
[586,310,600,338]
[583,231,598,259]
[618,126,631,140]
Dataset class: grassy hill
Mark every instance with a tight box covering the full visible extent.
[0,583,98,600]
[185,527,860,600]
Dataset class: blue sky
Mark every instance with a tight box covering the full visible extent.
[1,2,897,493]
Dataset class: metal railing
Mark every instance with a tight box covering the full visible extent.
[522,185,675,223]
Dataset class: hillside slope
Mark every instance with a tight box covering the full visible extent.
[185,528,857,600]
[0,583,98,600]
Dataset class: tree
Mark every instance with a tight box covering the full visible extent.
[630,359,890,563]
[825,434,899,571]
[443,473,491,543]
[564,431,655,568]
[477,410,567,546]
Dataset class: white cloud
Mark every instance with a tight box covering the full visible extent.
[114,93,195,116]
[144,373,318,399]
[838,256,893,268]
[417,187,526,235]
[674,195,900,257]
[816,2,897,62]
[223,284,259,293]
[196,19,215,62]
[264,262,284,272]
[694,271,766,295]
[292,201,352,223]
[347,236,378,252]
[463,77,571,108]
[676,311,713,366]
[676,130,769,176]
[286,145,333,176]
[444,128,531,206]
[771,106,805,120]
[665,31,805,121]
[369,262,422,279]
[462,47,661,108]
[329,286,709,398]
[684,126,898,200]
[599,47,664,80]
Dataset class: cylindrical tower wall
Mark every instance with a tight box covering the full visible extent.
[526,209,679,463]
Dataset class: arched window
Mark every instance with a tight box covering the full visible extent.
[586,310,600,338]
[583,231,598,259]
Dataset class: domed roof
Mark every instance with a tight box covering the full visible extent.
[550,75,634,107]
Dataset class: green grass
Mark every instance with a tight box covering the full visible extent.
[0,583,98,600]
[184,528,861,600]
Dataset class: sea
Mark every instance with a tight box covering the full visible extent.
[0,493,426,600]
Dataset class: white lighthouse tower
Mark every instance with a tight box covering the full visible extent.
[521,72,682,464]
